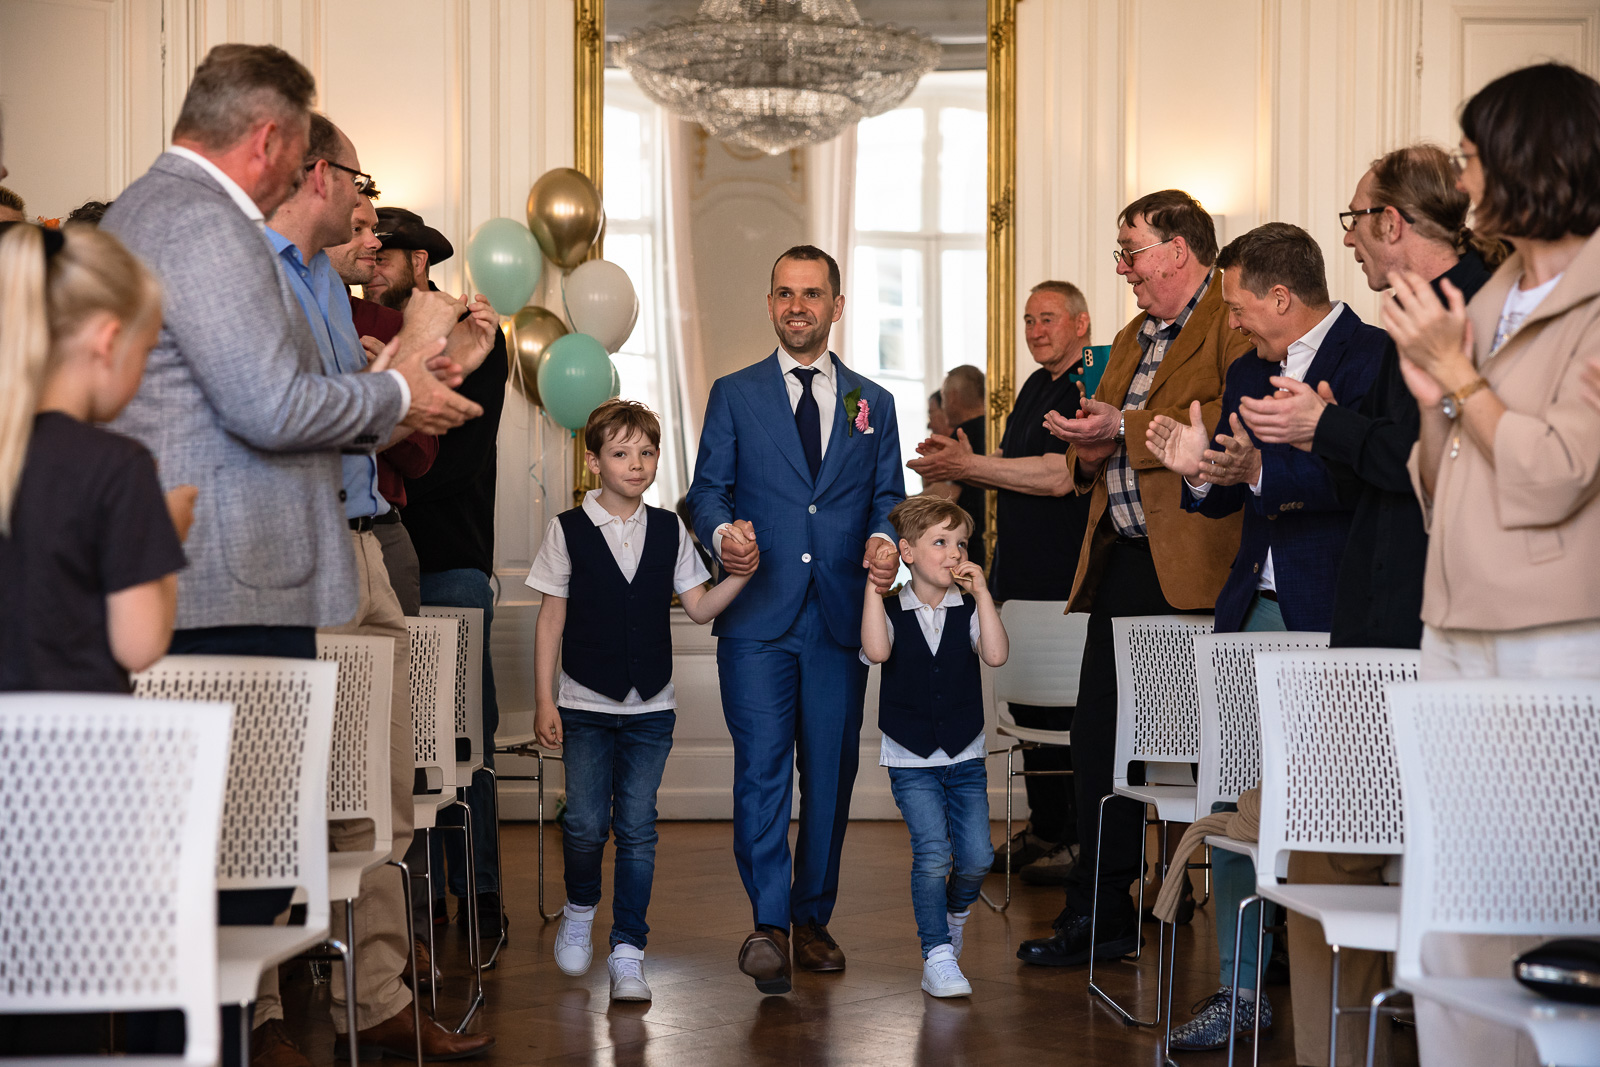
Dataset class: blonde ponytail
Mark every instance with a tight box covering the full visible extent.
[0,225,51,534]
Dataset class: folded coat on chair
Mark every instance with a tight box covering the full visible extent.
[1152,787,1261,923]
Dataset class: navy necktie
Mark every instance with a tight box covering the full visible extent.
[791,367,822,479]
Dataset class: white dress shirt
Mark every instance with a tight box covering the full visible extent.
[1189,302,1344,592]
[860,584,987,768]
[525,489,712,713]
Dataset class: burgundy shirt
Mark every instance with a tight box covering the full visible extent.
[350,295,437,507]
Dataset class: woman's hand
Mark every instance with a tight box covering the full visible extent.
[1383,272,1480,395]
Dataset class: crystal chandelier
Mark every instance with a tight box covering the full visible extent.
[615,0,942,155]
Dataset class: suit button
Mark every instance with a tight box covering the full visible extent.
[1252,563,1260,574]
[338,490,348,502]
[808,505,817,514]
[802,553,812,563]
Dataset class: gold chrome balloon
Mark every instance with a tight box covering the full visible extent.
[526,168,604,271]
[507,305,569,405]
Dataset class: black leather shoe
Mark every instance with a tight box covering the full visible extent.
[456,892,507,940]
[1017,910,1142,967]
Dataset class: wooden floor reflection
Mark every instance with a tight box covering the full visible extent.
[281,821,1413,1066]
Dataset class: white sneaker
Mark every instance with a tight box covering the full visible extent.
[608,944,651,1002]
[921,944,972,997]
[947,909,970,959]
[554,904,594,976]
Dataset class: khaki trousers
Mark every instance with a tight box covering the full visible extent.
[254,530,416,1034]
[1285,851,1389,1066]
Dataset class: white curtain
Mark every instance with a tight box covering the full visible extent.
[805,128,858,364]
[662,116,707,488]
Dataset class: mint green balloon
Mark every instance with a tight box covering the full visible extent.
[465,218,542,316]
[538,332,614,430]
[609,360,621,398]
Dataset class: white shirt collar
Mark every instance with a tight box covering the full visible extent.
[897,583,965,612]
[777,348,836,385]
[581,487,647,529]
[165,146,265,223]
[1286,302,1345,364]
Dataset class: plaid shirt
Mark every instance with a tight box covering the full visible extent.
[1104,270,1214,538]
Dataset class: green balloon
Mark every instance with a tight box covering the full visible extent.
[609,360,621,398]
[465,218,543,316]
[538,332,615,430]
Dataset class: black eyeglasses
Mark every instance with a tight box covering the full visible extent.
[306,159,377,197]
[1337,205,1414,233]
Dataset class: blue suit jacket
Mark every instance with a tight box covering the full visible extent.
[1184,306,1387,633]
[688,351,905,645]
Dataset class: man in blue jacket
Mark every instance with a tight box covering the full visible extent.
[1145,222,1386,1049]
[688,245,905,994]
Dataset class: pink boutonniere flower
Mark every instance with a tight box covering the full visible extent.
[854,399,872,434]
[844,387,874,436]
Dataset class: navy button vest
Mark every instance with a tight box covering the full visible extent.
[878,594,984,758]
[557,504,678,703]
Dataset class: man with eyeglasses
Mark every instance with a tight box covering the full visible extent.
[1014,189,1252,969]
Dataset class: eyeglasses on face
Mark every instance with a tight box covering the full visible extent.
[1111,236,1174,268]
[1447,147,1477,175]
[1337,204,1415,232]
[306,159,377,197]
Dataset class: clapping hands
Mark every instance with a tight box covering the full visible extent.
[1146,400,1261,487]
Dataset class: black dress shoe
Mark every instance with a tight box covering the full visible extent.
[1017,910,1142,967]
[456,892,507,939]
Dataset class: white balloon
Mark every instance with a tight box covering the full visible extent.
[564,259,640,354]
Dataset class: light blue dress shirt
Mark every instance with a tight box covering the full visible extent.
[265,226,387,520]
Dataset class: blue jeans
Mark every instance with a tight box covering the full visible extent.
[559,707,675,950]
[1211,800,1272,990]
[887,758,994,956]
[422,569,501,897]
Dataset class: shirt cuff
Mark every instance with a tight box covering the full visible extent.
[386,368,411,415]
[712,522,733,564]
[870,532,896,547]
[1249,467,1263,495]
[1186,477,1212,498]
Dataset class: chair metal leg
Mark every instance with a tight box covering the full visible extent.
[1195,843,1212,909]
[980,743,1016,912]
[1252,898,1266,1067]
[332,904,359,1067]
[386,857,424,1067]
[238,1001,250,1067]
[452,799,485,1032]
[1224,892,1262,1067]
[421,828,439,1017]
[536,751,564,923]
[1161,912,1181,1066]
[1088,793,1161,1027]
[1329,945,1342,1067]
[1364,987,1404,1067]
[482,765,507,968]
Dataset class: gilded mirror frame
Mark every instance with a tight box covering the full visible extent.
[572,0,1019,548]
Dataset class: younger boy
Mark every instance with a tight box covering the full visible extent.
[527,399,758,1002]
[861,496,1009,997]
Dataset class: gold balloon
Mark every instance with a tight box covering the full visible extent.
[507,305,569,406]
[526,168,604,271]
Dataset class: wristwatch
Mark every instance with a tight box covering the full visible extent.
[1440,376,1490,420]
[1116,414,1126,440]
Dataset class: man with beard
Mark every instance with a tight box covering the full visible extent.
[367,206,513,940]
[687,245,904,994]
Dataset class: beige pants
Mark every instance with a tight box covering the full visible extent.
[255,530,416,1034]
[1411,619,1600,1067]
[1285,850,1389,1067]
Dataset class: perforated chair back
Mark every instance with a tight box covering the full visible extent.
[315,635,394,841]
[1112,615,1214,787]
[1253,649,1418,883]
[992,600,1084,709]
[133,656,337,928]
[1194,631,1330,812]
[406,616,460,793]
[420,605,484,773]
[1386,680,1600,983]
[0,694,231,1064]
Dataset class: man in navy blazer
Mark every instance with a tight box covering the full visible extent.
[688,246,904,994]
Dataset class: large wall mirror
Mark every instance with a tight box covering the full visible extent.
[574,0,1017,554]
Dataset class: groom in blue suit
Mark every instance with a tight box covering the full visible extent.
[688,246,904,994]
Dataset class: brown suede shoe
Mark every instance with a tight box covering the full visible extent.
[738,927,793,995]
[334,1007,494,1061]
[252,1018,311,1067]
[400,939,440,991]
[792,922,846,972]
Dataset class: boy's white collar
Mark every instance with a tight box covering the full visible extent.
[898,583,964,611]
[581,487,646,527]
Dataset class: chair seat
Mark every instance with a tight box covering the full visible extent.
[413,791,457,830]
[1258,883,1400,951]
[493,731,541,755]
[1399,976,1600,1067]
[1114,783,1197,823]
[218,925,331,1004]
[456,758,484,778]
[995,721,1072,747]
[329,848,389,902]
[1203,834,1258,862]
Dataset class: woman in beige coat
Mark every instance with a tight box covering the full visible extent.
[1382,62,1600,1067]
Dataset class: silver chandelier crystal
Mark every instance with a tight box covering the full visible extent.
[615,0,942,155]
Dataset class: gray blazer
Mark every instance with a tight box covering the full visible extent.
[104,152,405,630]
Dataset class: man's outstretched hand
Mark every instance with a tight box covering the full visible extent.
[721,519,759,577]
[864,537,900,595]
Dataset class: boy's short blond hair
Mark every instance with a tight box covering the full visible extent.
[583,398,661,453]
[889,495,974,545]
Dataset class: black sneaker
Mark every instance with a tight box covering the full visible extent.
[1167,988,1272,1051]
[990,829,1056,873]
[1017,908,1141,967]
[1019,840,1079,886]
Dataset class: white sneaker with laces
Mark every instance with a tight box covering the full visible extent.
[554,904,594,976]
[921,944,972,997]
[946,909,970,959]
[608,944,651,1001]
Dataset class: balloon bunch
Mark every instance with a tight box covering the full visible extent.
[466,167,639,432]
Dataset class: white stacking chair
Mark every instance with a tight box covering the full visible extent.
[982,599,1085,912]
[490,731,565,923]
[1374,680,1600,1067]
[0,694,232,1066]
[404,616,484,1030]
[1088,614,1214,1027]
[133,657,338,1067]
[1238,649,1419,1067]
[1156,630,1329,1063]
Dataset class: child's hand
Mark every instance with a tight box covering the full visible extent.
[951,560,985,595]
[165,485,199,542]
[535,702,563,750]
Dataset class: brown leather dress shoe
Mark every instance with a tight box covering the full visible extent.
[335,1007,494,1061]
[738,927,793,995]
[792,922,846,972]
[252,1018,312,1067]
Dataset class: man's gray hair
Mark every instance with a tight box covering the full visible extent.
[1030,279,1088,317]
[943,364,986,410]
[172,44,316,150]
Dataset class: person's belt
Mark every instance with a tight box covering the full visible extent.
[1257,590,1278,602]
[349,516,375,532]
[1113,534,1151,550]
[350,510,402,533]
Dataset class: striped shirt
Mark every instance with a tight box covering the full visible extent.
[1105,270,1214,538]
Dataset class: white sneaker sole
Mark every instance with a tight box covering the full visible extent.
[921,977,973,998]
[610,981,652,1002]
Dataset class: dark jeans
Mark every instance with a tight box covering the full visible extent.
[422,569,501,897]
[559,708,675,950]
[1007,702,1076,843]
[1062,538,1203,920]
[887,758,994,955]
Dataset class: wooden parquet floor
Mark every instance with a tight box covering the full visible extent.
[280,821,1415,1066]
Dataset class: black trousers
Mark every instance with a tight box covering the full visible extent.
[1006,703,1076,844]
[1062,538,1201,919]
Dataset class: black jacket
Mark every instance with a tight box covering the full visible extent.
[1312,250,1493,647]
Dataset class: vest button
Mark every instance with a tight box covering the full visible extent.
[801,552,812,563]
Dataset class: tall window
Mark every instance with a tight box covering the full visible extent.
[850,71,987,492]
[602,70,680,507]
